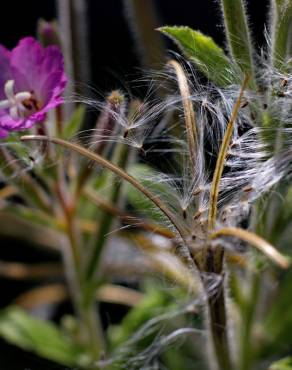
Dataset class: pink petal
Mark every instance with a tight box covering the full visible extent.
[11,38,66,101]
[40,70,66,105]
[0,37,67,138]
[10,37,43,92]
[0,127,8,138]
[0,45,12,99]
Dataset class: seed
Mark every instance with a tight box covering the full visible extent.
[193,209,202,220]
[241,100,249,108]
[192,187,202,196]
[280,79,288,88]
[243,185,253,193]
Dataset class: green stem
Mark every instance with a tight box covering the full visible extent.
[204,247,232,370]
[79,301,105,360]
[85,143,130,303]
[55,156,104,360]
[239,272,260,370]
[208,283,232,370]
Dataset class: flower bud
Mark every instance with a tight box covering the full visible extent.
[37,19,61,47]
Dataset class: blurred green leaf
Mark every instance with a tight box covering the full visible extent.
[261,269,292,358]
[0,211,61,250]
[108,284,175,348]
[159,26,237,86]
[63,104,86,139]
[0,307,81,367]
[3,205,59,229]
[3,134,30,161]
[126,164,172,223]
[270,357,292,370]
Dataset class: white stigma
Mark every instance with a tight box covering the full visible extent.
[0,80,32,119]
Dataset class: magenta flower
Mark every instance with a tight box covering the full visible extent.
[0,37,66,137]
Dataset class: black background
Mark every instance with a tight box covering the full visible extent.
[0,0,269,93]
[0,1,268,369]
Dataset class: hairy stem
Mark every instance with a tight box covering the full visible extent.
[203,247,232,370]
[203,78,249,370]
[21,135,189,241]
[208,284,232,370]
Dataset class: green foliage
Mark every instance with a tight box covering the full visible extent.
[270,357,292,370]
[159,26,238,86]
[63,104,86,139]
[3,1,292,370]
[126,163,171,222]
[108,284,173,348]
[0,307,82,367]
[220,0,255,77]
[263,269,292,353]
[3,133,30,161]
[271,0,292,70]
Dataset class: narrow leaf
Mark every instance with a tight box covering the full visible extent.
[15,284,67,309]
[63,104,86,138]
[210,227,290,269]
[220,0,256,80]
[271,0,292,70]
[0,307,81,366]
[168,59,197,171]
[208,75,249,232]
[0,262,61,281]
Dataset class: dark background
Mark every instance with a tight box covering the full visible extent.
[0,1,268,369]
[0,0,268,93]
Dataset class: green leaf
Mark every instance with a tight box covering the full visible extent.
[271,0,292,71]
[125,164,173,223]
[270,357,292,370]
[0,211,61,250]
[262,268,292,357]
[159,26,237,86]
[0,307,81,367]
[3,133,31,161]
[3,205,59,229]
[108,283,176,348]
[220,0,256,78]
[63,104,86,139]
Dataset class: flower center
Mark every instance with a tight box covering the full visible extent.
[0,80,39,119]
